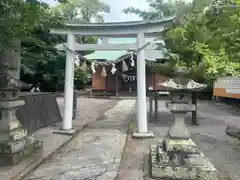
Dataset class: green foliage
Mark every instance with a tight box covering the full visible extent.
[164,0,240,84]
[123,0,192,77]
[4,0,109,92]
[123,0,192,20]
[17,0,68,92]
[53,0,110,22]
[74,67,87,83]
[125,0,240,85]
[0,0,39,48]
[0,0,64,47]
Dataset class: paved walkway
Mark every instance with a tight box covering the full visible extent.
[24,100,136,180]
[0,98,118,180]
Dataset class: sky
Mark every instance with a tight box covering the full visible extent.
[43,0,149,22]
[100,0,149,22]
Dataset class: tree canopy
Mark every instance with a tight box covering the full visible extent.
[53,0,110,22]
[0,0,110,92]
[123,0,192,20]
[2,0,239,91]
[124,0,240,86]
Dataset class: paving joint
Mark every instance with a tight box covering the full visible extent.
[11,124,89,180]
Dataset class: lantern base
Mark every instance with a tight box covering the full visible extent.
[0,98,43,165]
[0,135,43,165]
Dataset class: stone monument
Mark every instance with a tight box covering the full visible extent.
[150,70,218,180]
[0,45,43,165]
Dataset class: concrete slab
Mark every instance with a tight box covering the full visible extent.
[53,129,77,136]
[24,100,136,180]
[132,131,154,138]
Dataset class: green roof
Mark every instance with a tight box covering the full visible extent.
[109,38,137,44]
[84,38,155,61]
[85,51,127,61]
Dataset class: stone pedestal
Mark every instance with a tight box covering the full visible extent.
[150,140,218,180]
[0,94,42,165]
[166,102,195,140]
[150,100,218,180]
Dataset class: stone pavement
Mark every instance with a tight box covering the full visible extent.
[117,100,240,180]
[0,98,118,180]
[24,99,136,180]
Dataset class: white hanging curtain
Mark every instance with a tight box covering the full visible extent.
[80,60,88,72]
[130,53,135,67]
[75,55,80,66]
[122,60,128,72]
[121,74,126,82]
[91,61,96,73]
[101,66,107,77]
[111,63,117,74]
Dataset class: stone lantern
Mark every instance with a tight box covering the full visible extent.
[150,69,219,180]
[0,48,42,165]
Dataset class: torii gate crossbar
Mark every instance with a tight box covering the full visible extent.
[50,17,174,137]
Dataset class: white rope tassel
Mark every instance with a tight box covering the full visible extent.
[91,61,96,74]
[80,60,88,72]
[130,53,135,67]
[75,55,80,66]
[122,60,128,72]
[121,74,126,82]
[101,66,107,77]
[111,63,117,74]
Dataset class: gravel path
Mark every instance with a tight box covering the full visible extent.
[191,101,240,180]
[117,100,240,180]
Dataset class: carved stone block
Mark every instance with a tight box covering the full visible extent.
[164,138,200,154]
[166,102,196,112]
[170,92,191,103]
[150,140,219,180]
[0,139,43,165]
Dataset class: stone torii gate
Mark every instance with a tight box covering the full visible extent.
[50,17,174,137]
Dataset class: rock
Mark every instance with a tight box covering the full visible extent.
[226,126,240,139]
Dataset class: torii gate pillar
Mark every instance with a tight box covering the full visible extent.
[132,32,154,138]
[62,33,76,133]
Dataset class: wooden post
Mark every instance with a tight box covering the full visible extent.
[115,73,119,96]
[73,89,77,120]
[105,73,107,96]
[154,93,158,121]
[192,92,197,125]
[153,73,156,90]
[149,93,153,122]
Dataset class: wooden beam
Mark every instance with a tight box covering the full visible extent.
[115,73,119,97]
[192,92,197,125]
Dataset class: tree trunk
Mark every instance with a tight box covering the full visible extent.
[0,40,21,89]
